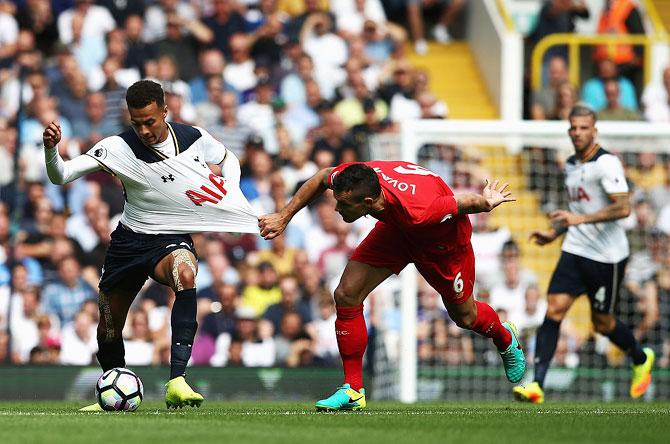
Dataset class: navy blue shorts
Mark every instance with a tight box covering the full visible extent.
[98,223,196,294]
[547,251,627,313]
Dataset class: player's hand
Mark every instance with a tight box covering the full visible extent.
[550,210,584,227]
[529,230,558,246]
[482,179,515,210]
[43,121,62,150]
[258,212,288,240]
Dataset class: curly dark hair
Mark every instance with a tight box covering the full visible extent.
[332,164,381,202]
[125,80,165,109]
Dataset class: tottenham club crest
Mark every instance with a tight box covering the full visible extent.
[93,147,107,160]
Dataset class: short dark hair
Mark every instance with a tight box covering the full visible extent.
[568,104,596,122]
[126,80,165,109]
[333,164,381,201]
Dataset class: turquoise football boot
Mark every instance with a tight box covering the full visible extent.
[500,321,526,383]
[315,384,366,411]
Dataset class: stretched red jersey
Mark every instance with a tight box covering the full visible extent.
[328,161,472,257]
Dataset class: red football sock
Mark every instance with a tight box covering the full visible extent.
[335,304,367,391]
[470,301,512,351]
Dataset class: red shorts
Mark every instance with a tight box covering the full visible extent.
[350,222,475,305]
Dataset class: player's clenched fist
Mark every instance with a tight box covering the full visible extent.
[43,121,62,150]
[258,213,287,240]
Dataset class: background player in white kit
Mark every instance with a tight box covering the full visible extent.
[42,80,258,410]
[513,105,654,404]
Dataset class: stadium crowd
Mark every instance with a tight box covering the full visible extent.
[0,0,668,377]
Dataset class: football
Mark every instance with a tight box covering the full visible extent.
[95,368,144,412]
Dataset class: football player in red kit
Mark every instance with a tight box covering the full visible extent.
[258,161,525,410]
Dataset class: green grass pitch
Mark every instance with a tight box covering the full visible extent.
[1,401,669,444]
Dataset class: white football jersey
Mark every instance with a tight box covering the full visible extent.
[561,147,629,263]
[85,123,258,235]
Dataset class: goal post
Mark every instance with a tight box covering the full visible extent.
[382,119,670,404]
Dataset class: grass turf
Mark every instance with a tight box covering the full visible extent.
[0,401,669,444]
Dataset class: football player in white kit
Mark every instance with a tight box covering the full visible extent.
[42,80,259,410]
[513,105,654,403]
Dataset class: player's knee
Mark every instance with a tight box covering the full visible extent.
[452,312,476,330]
[333,286,360,307]
[546,301,568,321]
[176,263,196,289]
[592,315,615,334]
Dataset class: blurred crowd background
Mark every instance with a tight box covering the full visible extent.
[0,0,668,377]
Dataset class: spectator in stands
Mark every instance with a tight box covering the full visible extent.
[224,33,257,94]
[312,295,338,364]
[642,66,670,123]
[263,275,312,333]
[273,311,313,366]
[57,0,116,47]
[41,256,96,326]
[531,56,568,120]
[124,14,155,77]
[124,309,155,366]
[98,0,146,28]
[649,159,670,212]
[598,79,641,121]
[207,92,256,160]
[59,309,97,365]
[581,59,638,112]
[490,251,533,326]
[628,152,666,192]
[200,281,239,341]
[16,0,59,57]
[470,211,511,290]
[253,233,298,277]
[625,196,658,254]
[155,13,213,81]
[73,92,122,149]
[229,306,276,367]
[594,0,645,83]
[67,5,105,80]
[334,71,388,128]
[195,76,224,129]
[203,0,247,59]
[406,0,467,55]
[237,76,278,154]
[549,81,579,121]
[241,261,281,318]
[516,285,547,349]
[280,52,315,110]
[529,0,589,69]
[189,48,230,105]
[300,12,347,101]
[8,286,42,364]
[144,0,197,43]
[240,149,274,201]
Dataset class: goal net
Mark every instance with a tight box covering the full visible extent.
[366,119,670,403]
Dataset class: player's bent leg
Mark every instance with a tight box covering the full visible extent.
[315,260,393,411]
[514,293,573,402]
[445,296,524,383]
[154,249,203,409]
[591,312,654,398]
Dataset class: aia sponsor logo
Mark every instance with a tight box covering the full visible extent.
[186,173,228,206]
[567,186,590,202]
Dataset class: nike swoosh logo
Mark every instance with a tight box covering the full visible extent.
[348,396,364,403]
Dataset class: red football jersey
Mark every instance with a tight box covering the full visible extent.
[328,160,472,257]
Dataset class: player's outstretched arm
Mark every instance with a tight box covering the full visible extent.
[258,168,333,239]
[455,179,515,214]
[43,121,101,185]
[550,193,630,227]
